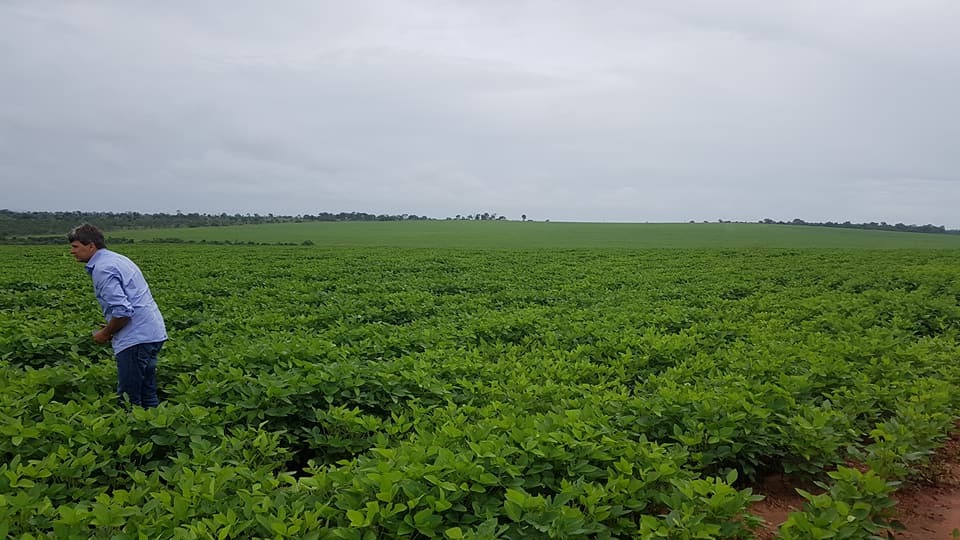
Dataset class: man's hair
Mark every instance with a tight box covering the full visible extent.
[67,224,106,249]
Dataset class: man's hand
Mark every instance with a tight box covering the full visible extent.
[93,317,129,344]
[93,328,112,344]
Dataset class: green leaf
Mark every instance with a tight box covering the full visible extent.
[347,509,366,527]
[725,469,738,484]
[504,489,526,505]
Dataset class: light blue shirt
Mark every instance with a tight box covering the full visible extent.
[85,249,167,354]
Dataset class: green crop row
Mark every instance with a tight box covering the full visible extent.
[1,246,959,538]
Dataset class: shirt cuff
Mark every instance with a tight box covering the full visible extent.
[107,306,135,319]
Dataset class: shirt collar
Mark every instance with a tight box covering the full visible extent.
[84,248,108,274]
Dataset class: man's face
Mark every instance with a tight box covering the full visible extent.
[70,241,97,262]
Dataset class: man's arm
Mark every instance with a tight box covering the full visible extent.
[93,317,130,344]
[93,268,135,344]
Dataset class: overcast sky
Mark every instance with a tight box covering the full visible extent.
[2,1,958,226]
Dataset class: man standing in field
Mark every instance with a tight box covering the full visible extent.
[68,224,167,408]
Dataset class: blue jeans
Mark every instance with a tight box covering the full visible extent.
[115,341,162,408]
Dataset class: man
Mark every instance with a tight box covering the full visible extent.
[69,224,167,408]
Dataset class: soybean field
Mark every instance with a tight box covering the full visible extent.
[2,242,959,538]
[114,221,960,249]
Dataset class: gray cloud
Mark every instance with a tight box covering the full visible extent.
[2,0,958,226]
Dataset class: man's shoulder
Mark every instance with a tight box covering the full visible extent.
[89,250,129,275]
[98,249,138,265]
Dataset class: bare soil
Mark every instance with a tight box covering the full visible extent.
[890,426,960,539]
[751,425,960,539]
[750,473,815,540]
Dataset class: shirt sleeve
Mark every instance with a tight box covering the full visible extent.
[95,268,135,320]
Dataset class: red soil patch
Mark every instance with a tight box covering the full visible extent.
[750,473,815,540]
[751,426,960,539]
[891,428,960,539]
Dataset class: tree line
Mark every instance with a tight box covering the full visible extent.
[3,210,955,239]
[0,210,424,237]
[0,209,513,238]
[759,218,958,235]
